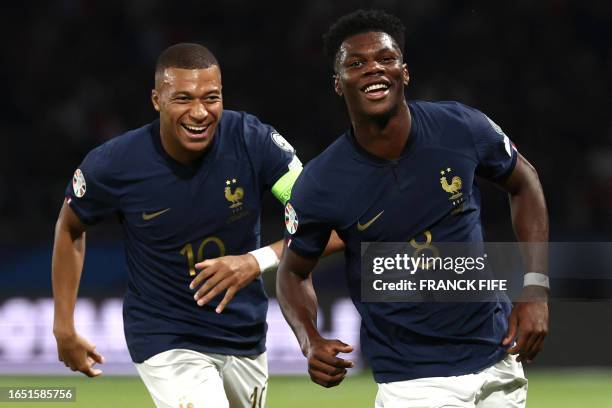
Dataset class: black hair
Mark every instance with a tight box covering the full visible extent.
[155,43,218,80]
[323,9,405,69]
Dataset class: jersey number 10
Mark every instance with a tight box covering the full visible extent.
[179,236,226,276]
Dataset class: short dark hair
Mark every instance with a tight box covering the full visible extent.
[155,43,218,81]
[323,9,405,69]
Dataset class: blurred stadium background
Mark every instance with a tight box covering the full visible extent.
[1,0,611,406]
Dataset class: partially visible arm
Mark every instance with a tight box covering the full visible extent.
[52,200,104,376]
[269,230,344,259]
[52,201,86,339]
[277,245,353,388]
[498,153,549,270]
[191,231,344,313]
[496,154,549,363]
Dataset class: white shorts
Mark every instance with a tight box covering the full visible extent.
[135,349,268,408]
[375,354,527,408]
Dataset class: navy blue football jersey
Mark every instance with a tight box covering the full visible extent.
[66,110,298,363]
[286,101,518,382]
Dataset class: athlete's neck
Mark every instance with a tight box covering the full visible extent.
[351,101,411,161]
[159,131,205,165]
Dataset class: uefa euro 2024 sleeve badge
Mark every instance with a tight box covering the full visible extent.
[72,169,86,198]
[284,203,298,234]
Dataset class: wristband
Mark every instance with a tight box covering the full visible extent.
[249,246,280,274]
[523,272,550,289]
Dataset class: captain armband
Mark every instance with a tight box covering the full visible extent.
[271,157,302,205]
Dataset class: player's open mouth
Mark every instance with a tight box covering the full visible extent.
[361,82,390,100]
[181,123,209,138]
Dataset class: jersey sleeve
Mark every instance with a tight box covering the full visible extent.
[284,171,332,259]
[241,113,302,203]
[65,144,119,225]
[469,109,518,181]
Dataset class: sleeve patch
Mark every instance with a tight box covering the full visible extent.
[503,134,512,157]
[485,115,506,137]
[271,131,295,153]
[72,169,87,198]
[284,203,299,234]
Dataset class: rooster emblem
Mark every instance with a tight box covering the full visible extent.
[440,168,463,200]
[225,179,244,209]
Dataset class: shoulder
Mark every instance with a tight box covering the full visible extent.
[306,134,352,174]
[410,100,497,151]
[411,100,485,126]
[219,110,271,134]
[218,110,277,145]
[292,135,352,197]
[81,122,155,175]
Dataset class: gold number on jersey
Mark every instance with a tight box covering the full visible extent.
[409,230,439,268]
[180,236,226,276]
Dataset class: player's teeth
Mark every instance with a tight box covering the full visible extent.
[365,84,388,93]
[184,125,205,132]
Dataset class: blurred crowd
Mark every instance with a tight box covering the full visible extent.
[1,0,611,244]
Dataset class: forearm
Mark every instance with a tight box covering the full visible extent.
[276,251,321,355]
[508,166,548,274]
[52,218,86,338]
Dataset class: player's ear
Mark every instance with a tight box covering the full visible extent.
[402,63,409,86]
[151,89,161,112]
[334,74,343,97]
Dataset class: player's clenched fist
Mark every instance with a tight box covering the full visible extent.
[191,254,261,313]
[55,332,105,377]
[305,337,354,388]
[503,287,549,363]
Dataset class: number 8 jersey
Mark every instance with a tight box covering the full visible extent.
[65,111,299,363]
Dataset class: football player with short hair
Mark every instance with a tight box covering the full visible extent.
[52,42,342,408]
[277,10,549,407]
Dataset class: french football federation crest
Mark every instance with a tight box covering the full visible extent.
[440,168,462,200]
[285,203,298,234]
[440,168,465,214]
[225,178,244,209]
[72,169,86,198]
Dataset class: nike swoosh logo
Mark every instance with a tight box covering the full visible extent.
[142,208,171,221]
[357,210,384,231]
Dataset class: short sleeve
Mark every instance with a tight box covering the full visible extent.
[284,172,332,259]
[65,144,119,225]
[471,110,518,181]
[242,113,301,190]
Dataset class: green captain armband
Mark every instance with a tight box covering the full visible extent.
[271,167,302,205]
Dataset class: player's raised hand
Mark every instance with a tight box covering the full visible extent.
[503,287,549,363]
[191,254,261,313]
[56,332,105,377]
[305,337,354,388]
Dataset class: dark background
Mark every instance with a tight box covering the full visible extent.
[1,0,611,368]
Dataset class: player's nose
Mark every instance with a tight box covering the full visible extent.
[190,101,209,121]
[363,60,385,76]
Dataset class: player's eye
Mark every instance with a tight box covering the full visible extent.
[347,60,364,68]
[380,57,397,64]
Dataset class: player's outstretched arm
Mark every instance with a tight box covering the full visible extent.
[496,154,549,363]
[191,232,344,313]
[52,200,105,377]
[277,245,354,388]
